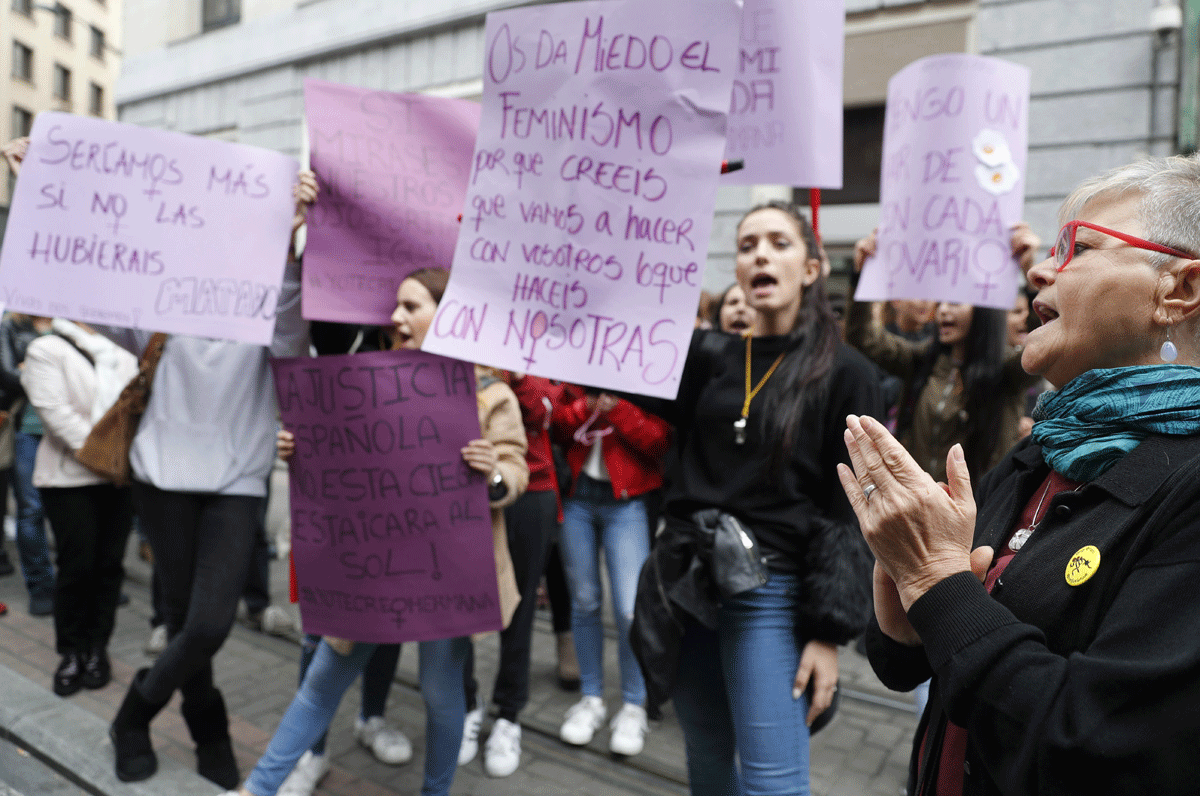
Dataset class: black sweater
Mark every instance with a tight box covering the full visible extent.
[868,434,1200,796]
[651,329,883,570]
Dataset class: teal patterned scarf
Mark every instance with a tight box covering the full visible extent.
[1031,366,1200,482]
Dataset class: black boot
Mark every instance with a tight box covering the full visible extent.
[181,685,239,789]
[109,668,168,782]
[53,653,84,697]
[81,648,112,690]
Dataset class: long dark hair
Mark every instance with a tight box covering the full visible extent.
[739,201,841,469]
[896,306,1007,479]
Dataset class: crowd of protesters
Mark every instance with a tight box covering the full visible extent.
[5,118,1200,796]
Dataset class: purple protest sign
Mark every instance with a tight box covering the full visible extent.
[420,0,740,399]
[722,0,844,188]
[856,55,1031,309]
[272,349,501,643]
[0,113,298,344]
[302,80,480,325]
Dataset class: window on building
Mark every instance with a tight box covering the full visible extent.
[53,64,71,102]
[11,41,33,82]
[11,0,33,16]
[202,0,240,31]
[90,25,105,60]
[89,82,103,116]
[53,3,73,41]
[12,106,33,138]
[796,104,886,207]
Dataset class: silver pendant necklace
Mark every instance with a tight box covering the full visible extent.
[1010,478,1053,552]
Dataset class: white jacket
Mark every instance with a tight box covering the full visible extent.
[21,321,139,488]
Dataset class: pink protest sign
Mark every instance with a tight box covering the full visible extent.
[856,54,1031,309]
[420,0,740,399]
[722,0,844,188]
[0,113,298,344]
[302,80,480,324]
[272,349,501,643]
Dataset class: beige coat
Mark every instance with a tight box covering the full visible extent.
[476,366,529,630]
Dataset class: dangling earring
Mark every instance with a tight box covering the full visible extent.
[1161,326,1178,362]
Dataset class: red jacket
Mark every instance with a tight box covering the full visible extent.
[505,374,563,496]
[554,393,669,501]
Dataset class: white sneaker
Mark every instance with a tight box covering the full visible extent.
[483,717,522,778]
[608,703,648,756]
[458,707,484,766]
[261,605,294,637]
[278,751,330,796]
[355,715,413,765]
[144,625,168,655]
[559,696,606,746]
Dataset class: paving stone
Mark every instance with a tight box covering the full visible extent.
[0,533,917,796]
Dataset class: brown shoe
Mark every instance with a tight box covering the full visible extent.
[556,632,580,691]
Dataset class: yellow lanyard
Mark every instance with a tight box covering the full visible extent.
[735,334,785,444]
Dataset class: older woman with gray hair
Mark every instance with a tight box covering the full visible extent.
[841,153,1200,796]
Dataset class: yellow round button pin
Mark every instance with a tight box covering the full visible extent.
[1065,545,1101,587]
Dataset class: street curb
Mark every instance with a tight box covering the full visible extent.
[0,663,222,796]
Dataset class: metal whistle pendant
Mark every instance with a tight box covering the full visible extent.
[733,417,747,445]
[1009,527,1033,552]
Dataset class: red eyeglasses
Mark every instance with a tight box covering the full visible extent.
[1050,220,1196,271]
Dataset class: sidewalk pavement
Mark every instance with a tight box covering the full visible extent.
[0,529,917,796]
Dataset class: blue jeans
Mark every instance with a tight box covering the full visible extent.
[297,634,401,755]
[13,432,53,597]
[672,572,812,796]
[559,474,649,706]
[246,636,468,796]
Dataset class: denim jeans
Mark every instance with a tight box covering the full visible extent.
[297,634,401,756]
[13,432,53,597]
[672,572,812,796]
[559,474,649,706]
[245,636,469,796]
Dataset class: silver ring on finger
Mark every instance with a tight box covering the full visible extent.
[862,483,878,501]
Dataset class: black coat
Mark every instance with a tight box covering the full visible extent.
[868,434,1200,796]
[0,316,40,410]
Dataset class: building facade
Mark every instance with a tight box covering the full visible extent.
[114,0,1199,292]
[2,0,123,220]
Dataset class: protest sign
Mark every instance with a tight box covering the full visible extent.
[856,54,1031,309]
[420,0,740,399]
[272,349,501,643]
[0,113,298,344]
[303,80,480,325]
[722,0,844,188]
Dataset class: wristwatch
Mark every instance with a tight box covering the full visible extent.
[488,470,507,500]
